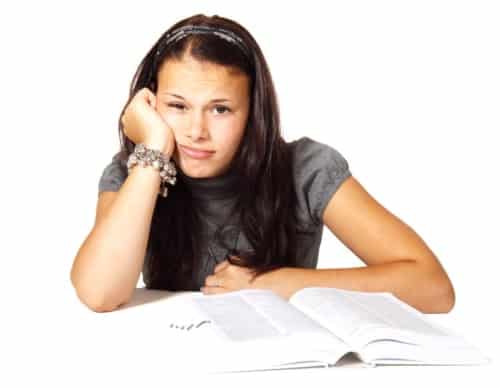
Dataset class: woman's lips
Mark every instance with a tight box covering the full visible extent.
[179,145,215,160]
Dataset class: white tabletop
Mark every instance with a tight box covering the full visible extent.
[5,285,495,388]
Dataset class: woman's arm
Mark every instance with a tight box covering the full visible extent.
[256,260,454,313]
[70,159,165,313]
[258,176,455,313]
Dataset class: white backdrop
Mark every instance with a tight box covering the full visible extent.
[1,0,498,387]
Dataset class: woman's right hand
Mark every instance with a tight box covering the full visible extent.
[120,87,176,158]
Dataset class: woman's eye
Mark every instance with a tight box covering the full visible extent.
[213,106,231,114]
[168,103,185,110]
[167,103,231,114]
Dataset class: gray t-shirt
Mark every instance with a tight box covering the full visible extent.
[97,136,352,289]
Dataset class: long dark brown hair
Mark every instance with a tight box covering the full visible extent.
[116,14,301,291]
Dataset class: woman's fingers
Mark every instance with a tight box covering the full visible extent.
[213,260,230,273]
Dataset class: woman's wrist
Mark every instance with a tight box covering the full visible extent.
[143,138,173,159]
[127,143,177,197]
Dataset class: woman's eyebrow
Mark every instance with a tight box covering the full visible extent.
[162,92,231,103]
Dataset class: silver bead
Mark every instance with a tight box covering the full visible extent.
[152,160,161,170]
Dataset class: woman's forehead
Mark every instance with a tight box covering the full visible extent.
[157,57,249,96]
[160,56,243,78]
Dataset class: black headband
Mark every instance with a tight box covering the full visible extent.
[155,24,252,60]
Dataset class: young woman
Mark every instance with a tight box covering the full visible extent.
[70,14,455,314]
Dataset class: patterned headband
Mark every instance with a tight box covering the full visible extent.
[155,24,252,60]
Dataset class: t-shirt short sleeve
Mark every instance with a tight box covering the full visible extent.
[97,151,128,194]
[290,136,352,226]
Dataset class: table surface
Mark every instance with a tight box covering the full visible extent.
[5,286,497,388]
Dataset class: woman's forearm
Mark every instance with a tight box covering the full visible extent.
[71,164,163,312]
[256,260,455,313]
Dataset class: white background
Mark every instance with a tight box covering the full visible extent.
[1,0,498,387]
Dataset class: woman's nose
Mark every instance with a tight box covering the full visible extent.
[187,112,208,140]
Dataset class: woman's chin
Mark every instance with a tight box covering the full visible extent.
[173,153,228,179]
[175,159,213,178]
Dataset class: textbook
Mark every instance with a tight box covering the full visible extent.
[171,287,491,373]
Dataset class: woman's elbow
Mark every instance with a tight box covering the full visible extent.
[429,277,456,313]
[441,281,456,313]
[86,300,121,313]
[418,257,456,313]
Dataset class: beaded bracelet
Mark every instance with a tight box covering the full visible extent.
[126,143,177,198]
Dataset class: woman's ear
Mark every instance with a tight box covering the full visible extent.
[146,91,157,110]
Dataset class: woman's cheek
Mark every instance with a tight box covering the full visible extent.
[160,111,182,129]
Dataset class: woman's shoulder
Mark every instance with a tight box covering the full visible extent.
[286,136,352,226]
[97,149,128,194]
[287,136,346,160]
[286,136,351,180]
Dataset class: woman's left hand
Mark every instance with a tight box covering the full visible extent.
[201,257,260,295]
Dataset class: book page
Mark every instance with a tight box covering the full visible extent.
[190,289,356,372]
[289,287,454,348]
[191,289,349,349]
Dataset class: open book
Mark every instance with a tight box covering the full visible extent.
[170,287,490,373]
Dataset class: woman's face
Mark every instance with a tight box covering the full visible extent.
[155,54,250,178]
